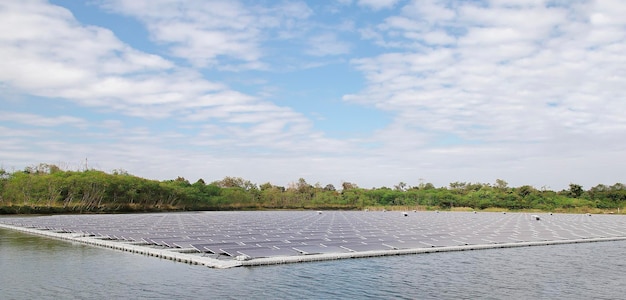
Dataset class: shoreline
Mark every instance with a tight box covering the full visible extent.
[1,205,623,216]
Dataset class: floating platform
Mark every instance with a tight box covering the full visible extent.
[1,211,625,269]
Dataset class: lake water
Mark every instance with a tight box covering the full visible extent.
[1,227,625,299]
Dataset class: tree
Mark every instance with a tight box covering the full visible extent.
[3,162,626,213]
[341,182,357,191]
[517,185,536,198]
[174,176,190,185]
[0,168,7,204]
[569,183,584,198]
[112,168,129,175]
[214,176,256,190]
[259,182,273,191]
[495,179,508,190]
[292,178,310,193]
[421,182,435,190]
[394,182,407,191]
[449,181,467,191]
[323,184,336,192]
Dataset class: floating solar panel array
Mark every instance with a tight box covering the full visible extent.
[2,211,626,266]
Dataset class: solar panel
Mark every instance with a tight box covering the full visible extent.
[191,242,243,253]
[2,211,625,266]
[220,246,265,257]
[292,245,351,255]
[426,239,465,247]
[341,243,390,252]
[236,247,300,258]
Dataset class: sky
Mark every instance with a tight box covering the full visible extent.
[1,0,625,190]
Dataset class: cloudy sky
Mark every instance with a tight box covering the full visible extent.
[1,0,625,190]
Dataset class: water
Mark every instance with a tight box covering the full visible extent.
[1,228,625,299]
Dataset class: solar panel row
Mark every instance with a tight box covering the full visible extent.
[1,211,625,261]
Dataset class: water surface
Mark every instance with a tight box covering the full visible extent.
[1,228,625,299]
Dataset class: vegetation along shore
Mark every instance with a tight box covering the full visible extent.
[1,164,624,214]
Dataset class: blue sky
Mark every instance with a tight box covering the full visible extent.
[1,0,625,190]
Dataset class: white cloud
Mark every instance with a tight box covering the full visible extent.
[0,2,306,120]
[0,1,348,164]
[306,33,351,56]
[343,0,626,188]
[1,0,625,190]
[0,1,173,96]
[0,111,87,128]
[358,0,399,11]
[400,0,456,22]
[99,0,313,69]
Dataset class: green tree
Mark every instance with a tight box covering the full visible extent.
[495,179,508,190]
[569,183,584,198]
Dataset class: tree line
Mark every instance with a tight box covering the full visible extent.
[0,164,624,214]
